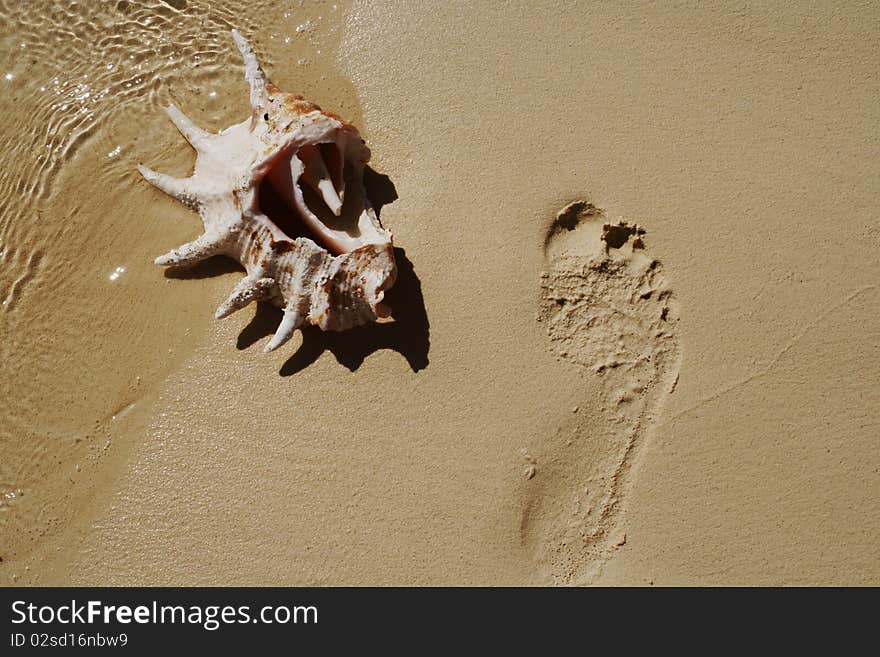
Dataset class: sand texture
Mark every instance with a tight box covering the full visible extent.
[1,1,878,585]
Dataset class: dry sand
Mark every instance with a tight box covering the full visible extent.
[0,1,877,585]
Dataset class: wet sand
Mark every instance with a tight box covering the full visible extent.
[1,1,878,585]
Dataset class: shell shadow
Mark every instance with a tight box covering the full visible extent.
[163,255,243,279]
[236,247,429,374]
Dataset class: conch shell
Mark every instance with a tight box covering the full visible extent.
[138,30,396,352]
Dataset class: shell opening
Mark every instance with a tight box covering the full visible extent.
[260,142,357,252]
[264,131,389,255]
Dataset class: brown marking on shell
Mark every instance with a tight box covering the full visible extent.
[271,90,360,137]
[280,94,322,116]
[245,229,262,264]
[270,239,294,254]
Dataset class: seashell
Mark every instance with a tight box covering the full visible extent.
[138,30,397,352]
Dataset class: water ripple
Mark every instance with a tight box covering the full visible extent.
[0,0,356,574]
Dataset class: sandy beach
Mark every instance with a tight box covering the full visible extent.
[1,0,877,585]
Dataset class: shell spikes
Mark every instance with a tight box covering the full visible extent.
[137,29,397,353]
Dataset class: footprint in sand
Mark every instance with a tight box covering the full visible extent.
[523,200,681,583]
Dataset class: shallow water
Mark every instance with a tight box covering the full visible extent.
[0,0,355,568]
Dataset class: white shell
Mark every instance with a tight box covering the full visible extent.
[138,30,397,352]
